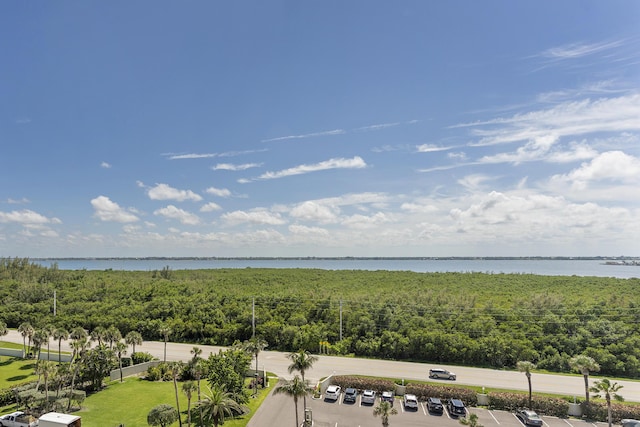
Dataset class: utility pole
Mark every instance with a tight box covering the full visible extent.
[339,300,342,341]
[53,290,57,316]
[252,297,255,338]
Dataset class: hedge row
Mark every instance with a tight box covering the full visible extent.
[331,376,395,393]
[583,402,640,424]
[405,383,477,406]
[487,392,568,417]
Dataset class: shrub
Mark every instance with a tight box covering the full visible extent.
[488,392,568,417]
[131,351,156,365]
[405,383,477,405]
[0,386,15,406]
[145,365,162,381]
[583,402,640,423]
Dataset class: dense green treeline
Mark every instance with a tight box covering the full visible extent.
[1,258,639,378]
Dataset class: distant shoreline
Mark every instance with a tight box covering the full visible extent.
[31,256,639,261]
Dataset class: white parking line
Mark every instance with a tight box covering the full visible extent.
[562,418,574,426]
[488,409,500,424]
[421,402,427,415]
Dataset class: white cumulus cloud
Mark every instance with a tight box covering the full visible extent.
[154,205,201,225]
[91,196,139,223]
[148,183,202,202]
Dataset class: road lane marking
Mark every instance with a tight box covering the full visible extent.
[562,418,574,426]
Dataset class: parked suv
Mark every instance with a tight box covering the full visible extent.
[448,399,466,417]
[429,368,456,380]
[325,385,341,401]
[343,387,358,403]
[361,389,376,405]
[427,397,444,414]
[381,391,394,406]
[403,394,419,410]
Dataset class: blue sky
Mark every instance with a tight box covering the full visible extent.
[2,1,639,258]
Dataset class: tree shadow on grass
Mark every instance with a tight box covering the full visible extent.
[7,375,29,381]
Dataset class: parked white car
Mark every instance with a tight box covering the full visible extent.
[324,385,341,401]
[403,394,419,410]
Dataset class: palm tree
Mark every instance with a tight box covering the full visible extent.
[570,354,600,404]
[197,385,247,427]
[158,324,172,363]
[18,322,34,358]
[182,380,198,427]
[36,361,57,411]
[460,413,484,427]
[90,326,107,347]
[169,361,184,427]
[114,341,127,382]
[52,327,69,364]
[42,325,53,361]
[516,361,536,409]
[273,375,314,427]
[147,404,178,427]
[590,378,623,427]
[105,325,122,349]
[373,400,398,427]
[190,347,204,425]
[244,337,268,395]
[32,328,50,364]
[287,349,318,410]
[125,330,143,356]
[70,326,88,341]
[67,336,90,411]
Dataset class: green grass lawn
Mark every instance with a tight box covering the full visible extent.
[76,376,273,427]
[0,356,37,389]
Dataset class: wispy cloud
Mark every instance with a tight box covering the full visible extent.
[455,93,640,147]
[7,198,29,205]
[354,122,400,132]
[101,161,112,169]
[416,144,455,153]
[248,156,366,181]
[165,149,266,160]
[539,40,625,60]
[261,129,345,143]
[212,163,262,171]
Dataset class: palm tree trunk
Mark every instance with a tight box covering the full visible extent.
[301,372,307,410]
[583,374,590,403]
[294,397,299,427]
[527,375,532,409]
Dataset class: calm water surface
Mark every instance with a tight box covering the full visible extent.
[32,258,639,279]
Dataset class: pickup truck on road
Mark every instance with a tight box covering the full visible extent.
[0,411,38,427]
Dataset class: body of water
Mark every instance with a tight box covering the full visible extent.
[31,258,639,279]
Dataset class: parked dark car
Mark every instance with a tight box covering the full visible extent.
[515,409,543,426]
[381,391,394,406]
[448,399,466,417]
[343,387,358,403]
[427,397,444,414]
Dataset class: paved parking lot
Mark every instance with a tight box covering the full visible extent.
[248,389,621,427]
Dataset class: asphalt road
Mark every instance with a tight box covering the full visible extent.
[4,330,639,403]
